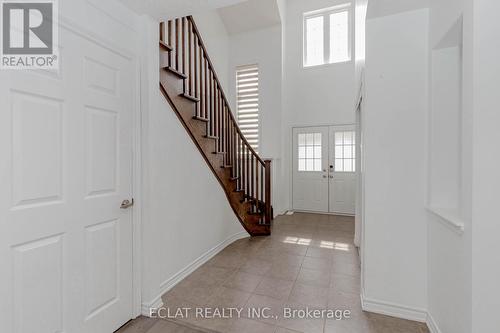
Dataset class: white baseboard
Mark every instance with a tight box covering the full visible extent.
[141,296,164,318]
[141,231,249,317]
[360,293,427,323]
[426,313,442,333]
[291,209,355,217]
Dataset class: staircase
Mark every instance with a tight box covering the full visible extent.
[158,16,272,236]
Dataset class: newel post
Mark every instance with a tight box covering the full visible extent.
[264,159,272,224]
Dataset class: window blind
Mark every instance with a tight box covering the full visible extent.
[236,65,259,152]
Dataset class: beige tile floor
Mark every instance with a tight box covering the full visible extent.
[118,213,429,333]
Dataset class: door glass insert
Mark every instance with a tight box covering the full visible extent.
[334,131,356,172]
[298,132,322,171]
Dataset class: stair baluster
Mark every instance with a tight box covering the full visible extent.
[181,17,186,92]
[167,20,172,67]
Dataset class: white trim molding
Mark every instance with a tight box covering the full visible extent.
[426,313,442,333]
[141,297,164,318]
[426,206,465,235]
[360,293,428,323]
[141,231,248,317]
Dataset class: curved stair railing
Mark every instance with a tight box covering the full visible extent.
[158,16,272,236]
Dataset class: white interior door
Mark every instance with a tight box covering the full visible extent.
[0,25,135,333]
[329,125,356,215]
[292,127,329,212]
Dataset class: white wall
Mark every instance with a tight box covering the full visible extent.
[426,1,473,332]
[363,8,428,317]
[192,10,230,91]
[139,14,244,313]
[472,1,500,331]
[282,0,357,211]
[61,0,140,52]
[283,0,357,126]
[354,0,367,87]
[228,26,282,159]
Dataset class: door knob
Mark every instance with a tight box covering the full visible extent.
[120,199,134,209]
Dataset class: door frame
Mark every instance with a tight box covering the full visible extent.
[290,123,356,215]
[61,16,144,319]
[132,59,143,318]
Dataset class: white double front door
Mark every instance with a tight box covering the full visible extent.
[0,24,135,333]
[292,125,356,215]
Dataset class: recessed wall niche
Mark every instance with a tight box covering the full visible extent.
[428,17,464,225]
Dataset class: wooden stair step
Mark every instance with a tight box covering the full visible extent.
[162,65,188,79]
[247,211,263,216]
[181,93,200,102]
[159,40,173,51]
[204,135,219,140]
[192,116,209,122]
[248,199,260,204]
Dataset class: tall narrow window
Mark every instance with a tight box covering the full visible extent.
[303,3,351,67]
[236,64,259,152]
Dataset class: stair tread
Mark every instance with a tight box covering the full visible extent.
[192,116,209,122]
[163,65,188,79]
[181,93,200,102]
[159,40,173,51]
[247,211,263,216]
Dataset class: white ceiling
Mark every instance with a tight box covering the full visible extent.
[117,0,248,20]
[367,0,430,19]
[217,0,282,35]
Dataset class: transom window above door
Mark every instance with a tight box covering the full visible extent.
[335,131,356,172]
[298,132,322,171]
[303,3,351,67]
